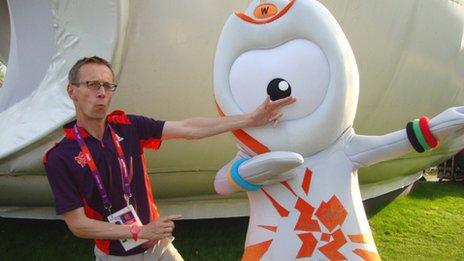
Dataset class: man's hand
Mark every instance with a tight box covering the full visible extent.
[249,96,296,127]
[139,214,182,241]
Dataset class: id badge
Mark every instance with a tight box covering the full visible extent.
[107,204,148,251]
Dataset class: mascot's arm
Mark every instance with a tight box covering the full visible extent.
[214,151,303,195]
[346,106,464,168]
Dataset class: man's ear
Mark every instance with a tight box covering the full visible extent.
[67,84,76,101]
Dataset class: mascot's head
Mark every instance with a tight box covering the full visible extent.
[214,0,359,157]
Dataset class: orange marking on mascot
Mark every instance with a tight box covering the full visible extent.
[321,233,331,242]
[349,234,375,244]
[353,248,381,261]
[281,181,298,197]
[301,168,313,195]
[258,225,278,233]
[294,197,321,232]
[318,229,347,260]
[296,232,318,258]
[235,0,295,24]
[242,240,273,261]
[261,188,290,217]
[253,3,278,19]
[315,196,348,232]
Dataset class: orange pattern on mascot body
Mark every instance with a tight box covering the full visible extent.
[214,0,464,260]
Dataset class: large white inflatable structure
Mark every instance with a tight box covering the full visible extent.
[0,0,464,220]
[213,0,464,259]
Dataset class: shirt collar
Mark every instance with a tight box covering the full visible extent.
[62,110,128,140]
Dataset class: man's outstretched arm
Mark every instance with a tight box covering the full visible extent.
[161,96,295,140]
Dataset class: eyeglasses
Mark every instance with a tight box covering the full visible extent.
[72,80,118,92]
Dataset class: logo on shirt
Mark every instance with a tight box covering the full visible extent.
[74,151,88,168]
[116,134,124,142]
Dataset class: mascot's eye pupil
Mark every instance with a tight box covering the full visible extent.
[267,78,292,101]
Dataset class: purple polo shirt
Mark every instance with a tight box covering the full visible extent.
[44,110,165,256]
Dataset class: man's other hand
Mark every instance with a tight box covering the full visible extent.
[140,214,182,241]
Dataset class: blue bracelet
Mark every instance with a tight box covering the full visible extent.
[230,157,262,191]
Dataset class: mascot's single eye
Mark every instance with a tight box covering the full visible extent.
[229,39,330,121]
[267,78,291,101]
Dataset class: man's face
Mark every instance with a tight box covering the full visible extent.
[67,63,114,121]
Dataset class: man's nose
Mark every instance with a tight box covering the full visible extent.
[96,85,106,97]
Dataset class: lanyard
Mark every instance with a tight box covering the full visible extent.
[73,124,132,214]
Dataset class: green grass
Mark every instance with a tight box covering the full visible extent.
[0,217,247,261]
[0,180,463,260]
[369,181,464,260]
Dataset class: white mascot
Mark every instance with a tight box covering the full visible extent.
[213,0,464,260]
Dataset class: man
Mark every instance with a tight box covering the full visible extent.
[44,56,295,260]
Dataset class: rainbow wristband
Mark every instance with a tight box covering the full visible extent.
[412,119,431,151]
[229,157,262,191]
[406,116,439,153]
[419,116,439,148]
[406,121,425,153]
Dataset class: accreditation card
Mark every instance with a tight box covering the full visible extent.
[107,204,148,251]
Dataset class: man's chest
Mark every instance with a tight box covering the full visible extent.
[66,131,144,195]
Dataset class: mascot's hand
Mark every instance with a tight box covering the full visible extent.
[430,106,464,143]
[237,151,304,186]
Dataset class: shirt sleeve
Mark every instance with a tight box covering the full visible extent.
[128,114,165,150]
[44,151,83,215]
